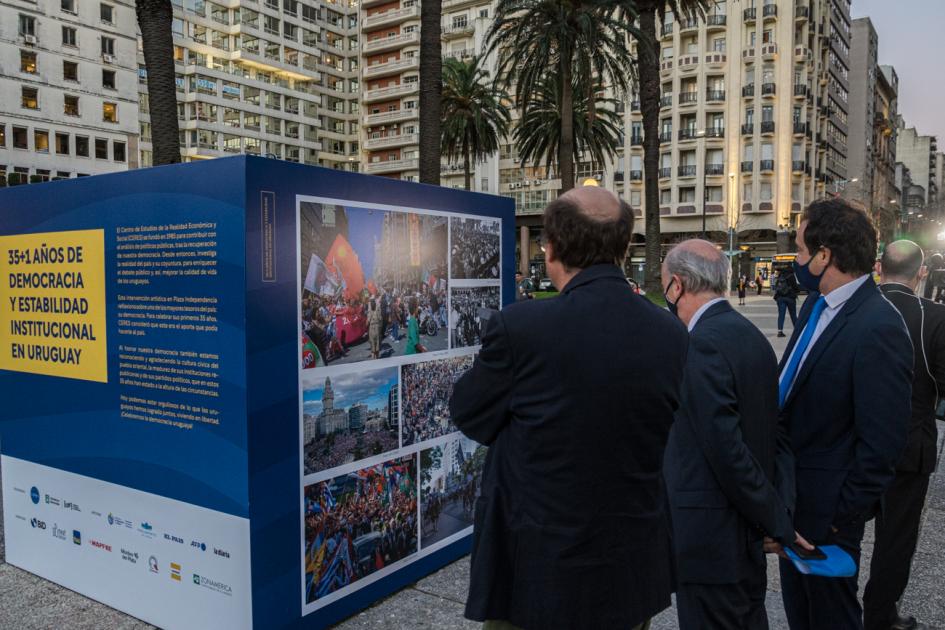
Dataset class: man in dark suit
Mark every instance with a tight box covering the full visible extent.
[450,186,689,630]
[662,239,802,629]
[864,241,945,630]
[777,199,913,630]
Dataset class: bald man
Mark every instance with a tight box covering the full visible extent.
[865,241,945,630]
[451,188,689,630]
[661,240,802,629]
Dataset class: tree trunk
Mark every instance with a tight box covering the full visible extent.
[558,57,575,193]
[419,0,442,185]
[638,5,662,293]
[463,137,471,191]
[137,0,181,165]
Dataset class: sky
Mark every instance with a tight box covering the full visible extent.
[302,366,397,415]
[850,0,945,143]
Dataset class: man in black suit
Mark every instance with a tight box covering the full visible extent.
[450,187,689,630]
[864,241,945,630]
[777,199,913,630]
[662,239,802,629]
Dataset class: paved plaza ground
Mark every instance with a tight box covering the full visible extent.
[1,293,943,629]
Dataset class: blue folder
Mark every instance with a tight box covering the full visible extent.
[784,545,857,578]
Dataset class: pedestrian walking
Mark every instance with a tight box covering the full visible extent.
[737,275,747,306]
[863,241,945,630]
[450,187,688,630]
[773,270,800,338]
[367,299,383,359]
[756,273,764,295]
[404,296,421,355]
[662,240,804,630]
[776,198,913,630]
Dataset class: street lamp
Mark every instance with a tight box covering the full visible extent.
[696,129,707,239]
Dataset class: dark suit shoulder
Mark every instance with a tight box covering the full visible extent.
[693,305,775,360]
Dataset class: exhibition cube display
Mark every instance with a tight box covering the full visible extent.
[0,156,515,629]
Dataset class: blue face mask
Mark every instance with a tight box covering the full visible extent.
[793,251,825,293]
[665,277,682,317]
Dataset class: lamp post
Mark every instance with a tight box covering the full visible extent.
[697,129,707,238]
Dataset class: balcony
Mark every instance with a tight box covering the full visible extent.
[678,55,700,70]
[631,100,640,112]
[630,135,643,146]
[661,23,673,38]
[660,95,673,108]
[707,14,727,28]
[678,165,697,177]
[705,127,725,138]
[742,47,756,62]
[658,131,673,143]
[679,92,698,105]
[744,7,757,21]
[680,18,699,33]
[742,84,755,98]
[364,133,419,150]
[706,90,725,102]
[630,170,643,181]
[763,4,778,18]
[760,159,775,172]
[678,129,698,141]
[794,45,812,62]
[741,161,753,172]
[793,84,808,97]
[363,5,420,31]
[660,60,675,75]
[365,109,419,125]
[761,43,779,59]
[705,52,727,68]
[792,160,807,172]
[795,5,809,20]
[442,22,474,39]
[363,82,418,103]
[363,56,420,79]
[760,121,775,134]
[363,31,420,54]
[365,158,419,174]
[705,163,725,175]
[793,121,808,135]
[659,167,672,179]
[761,82,776,96]
[741,123,754,135]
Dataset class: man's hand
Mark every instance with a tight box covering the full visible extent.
[764,531,815,559]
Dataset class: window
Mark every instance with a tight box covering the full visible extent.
[761,105,774,122]
[34,130,50,154]
[103,69,116,89]
[792,182,802,201]
[100,3,114,23]
[75,135,89,157]
[64,95,79,116]
[762,29,774,44]
[63,61,78,81]
[63,27,78,47]
[760,181,773,201]
[743,144,754,161]
[56,133,70,155]
[113,141,126,162]
[743,183,753,201]
[761,142,774,160]
[0,125,5,148]
[13,126,29,149]
[102,37,115,55]
[660,189,672,204]
[95,138,109,159]
[679,187,696,203]
[712,37,726,52]
[707,186,723,202]
[103,102,118,122]
[630,190,642,206]
[21,87,38,109]
[662,46,674,60]
[61,0,76,13]
[20,50,37,74]
[19,15,36,36]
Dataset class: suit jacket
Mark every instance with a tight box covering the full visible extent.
[879,283,945,474]
[450,264,689,630]
[664,300,795,585]
[779,277,913,543]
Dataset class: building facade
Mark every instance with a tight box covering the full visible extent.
[896,124,939,207]
[0,0,139,184]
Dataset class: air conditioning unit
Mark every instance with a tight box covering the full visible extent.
[24,34,38,45]
[103,54,117,64]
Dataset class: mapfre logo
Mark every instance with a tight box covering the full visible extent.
[89,539,112,552]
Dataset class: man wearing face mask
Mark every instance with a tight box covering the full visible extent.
[776,198,913,630]
[661,240,804,629]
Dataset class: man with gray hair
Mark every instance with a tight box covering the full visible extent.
[662,239,806,629]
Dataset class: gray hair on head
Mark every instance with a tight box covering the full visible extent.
[665,239,731,296]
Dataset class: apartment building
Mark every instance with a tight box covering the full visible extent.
[896,123,939,207]
[0,0,138,184]
[137,0,362,170]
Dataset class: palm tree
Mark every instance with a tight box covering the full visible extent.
[418,0,442,184]
[632,0,708,292]
[486,0,640,193]
[441,57,511,191]
[136,0,181,165]
[514,73,623,179]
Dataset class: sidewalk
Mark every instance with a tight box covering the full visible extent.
[1,293,942,629]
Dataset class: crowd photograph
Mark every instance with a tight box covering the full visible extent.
[449,286,501,348]
[420,436,486,549]
[400,355,474,447]
[301,366,400,476]
[299,201,449,368]
[450,217,501,280]
[304,456,419,605]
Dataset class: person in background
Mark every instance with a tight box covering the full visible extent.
[737,275,748,306]
[404,296,420,355]
[864,241,945,630]
[776,198,913,630]
[367,299,383,359]
[774,270,801,338]
[450,186,688,630]
[756,273,764,296]
[662,239,804,630]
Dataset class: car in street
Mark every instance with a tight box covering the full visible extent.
[538,277,556,291]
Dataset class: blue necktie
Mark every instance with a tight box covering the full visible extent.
[779,295,828,409]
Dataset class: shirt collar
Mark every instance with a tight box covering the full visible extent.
[880,281,915,296]
[688,296,727,332]
[823,274,871,310]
